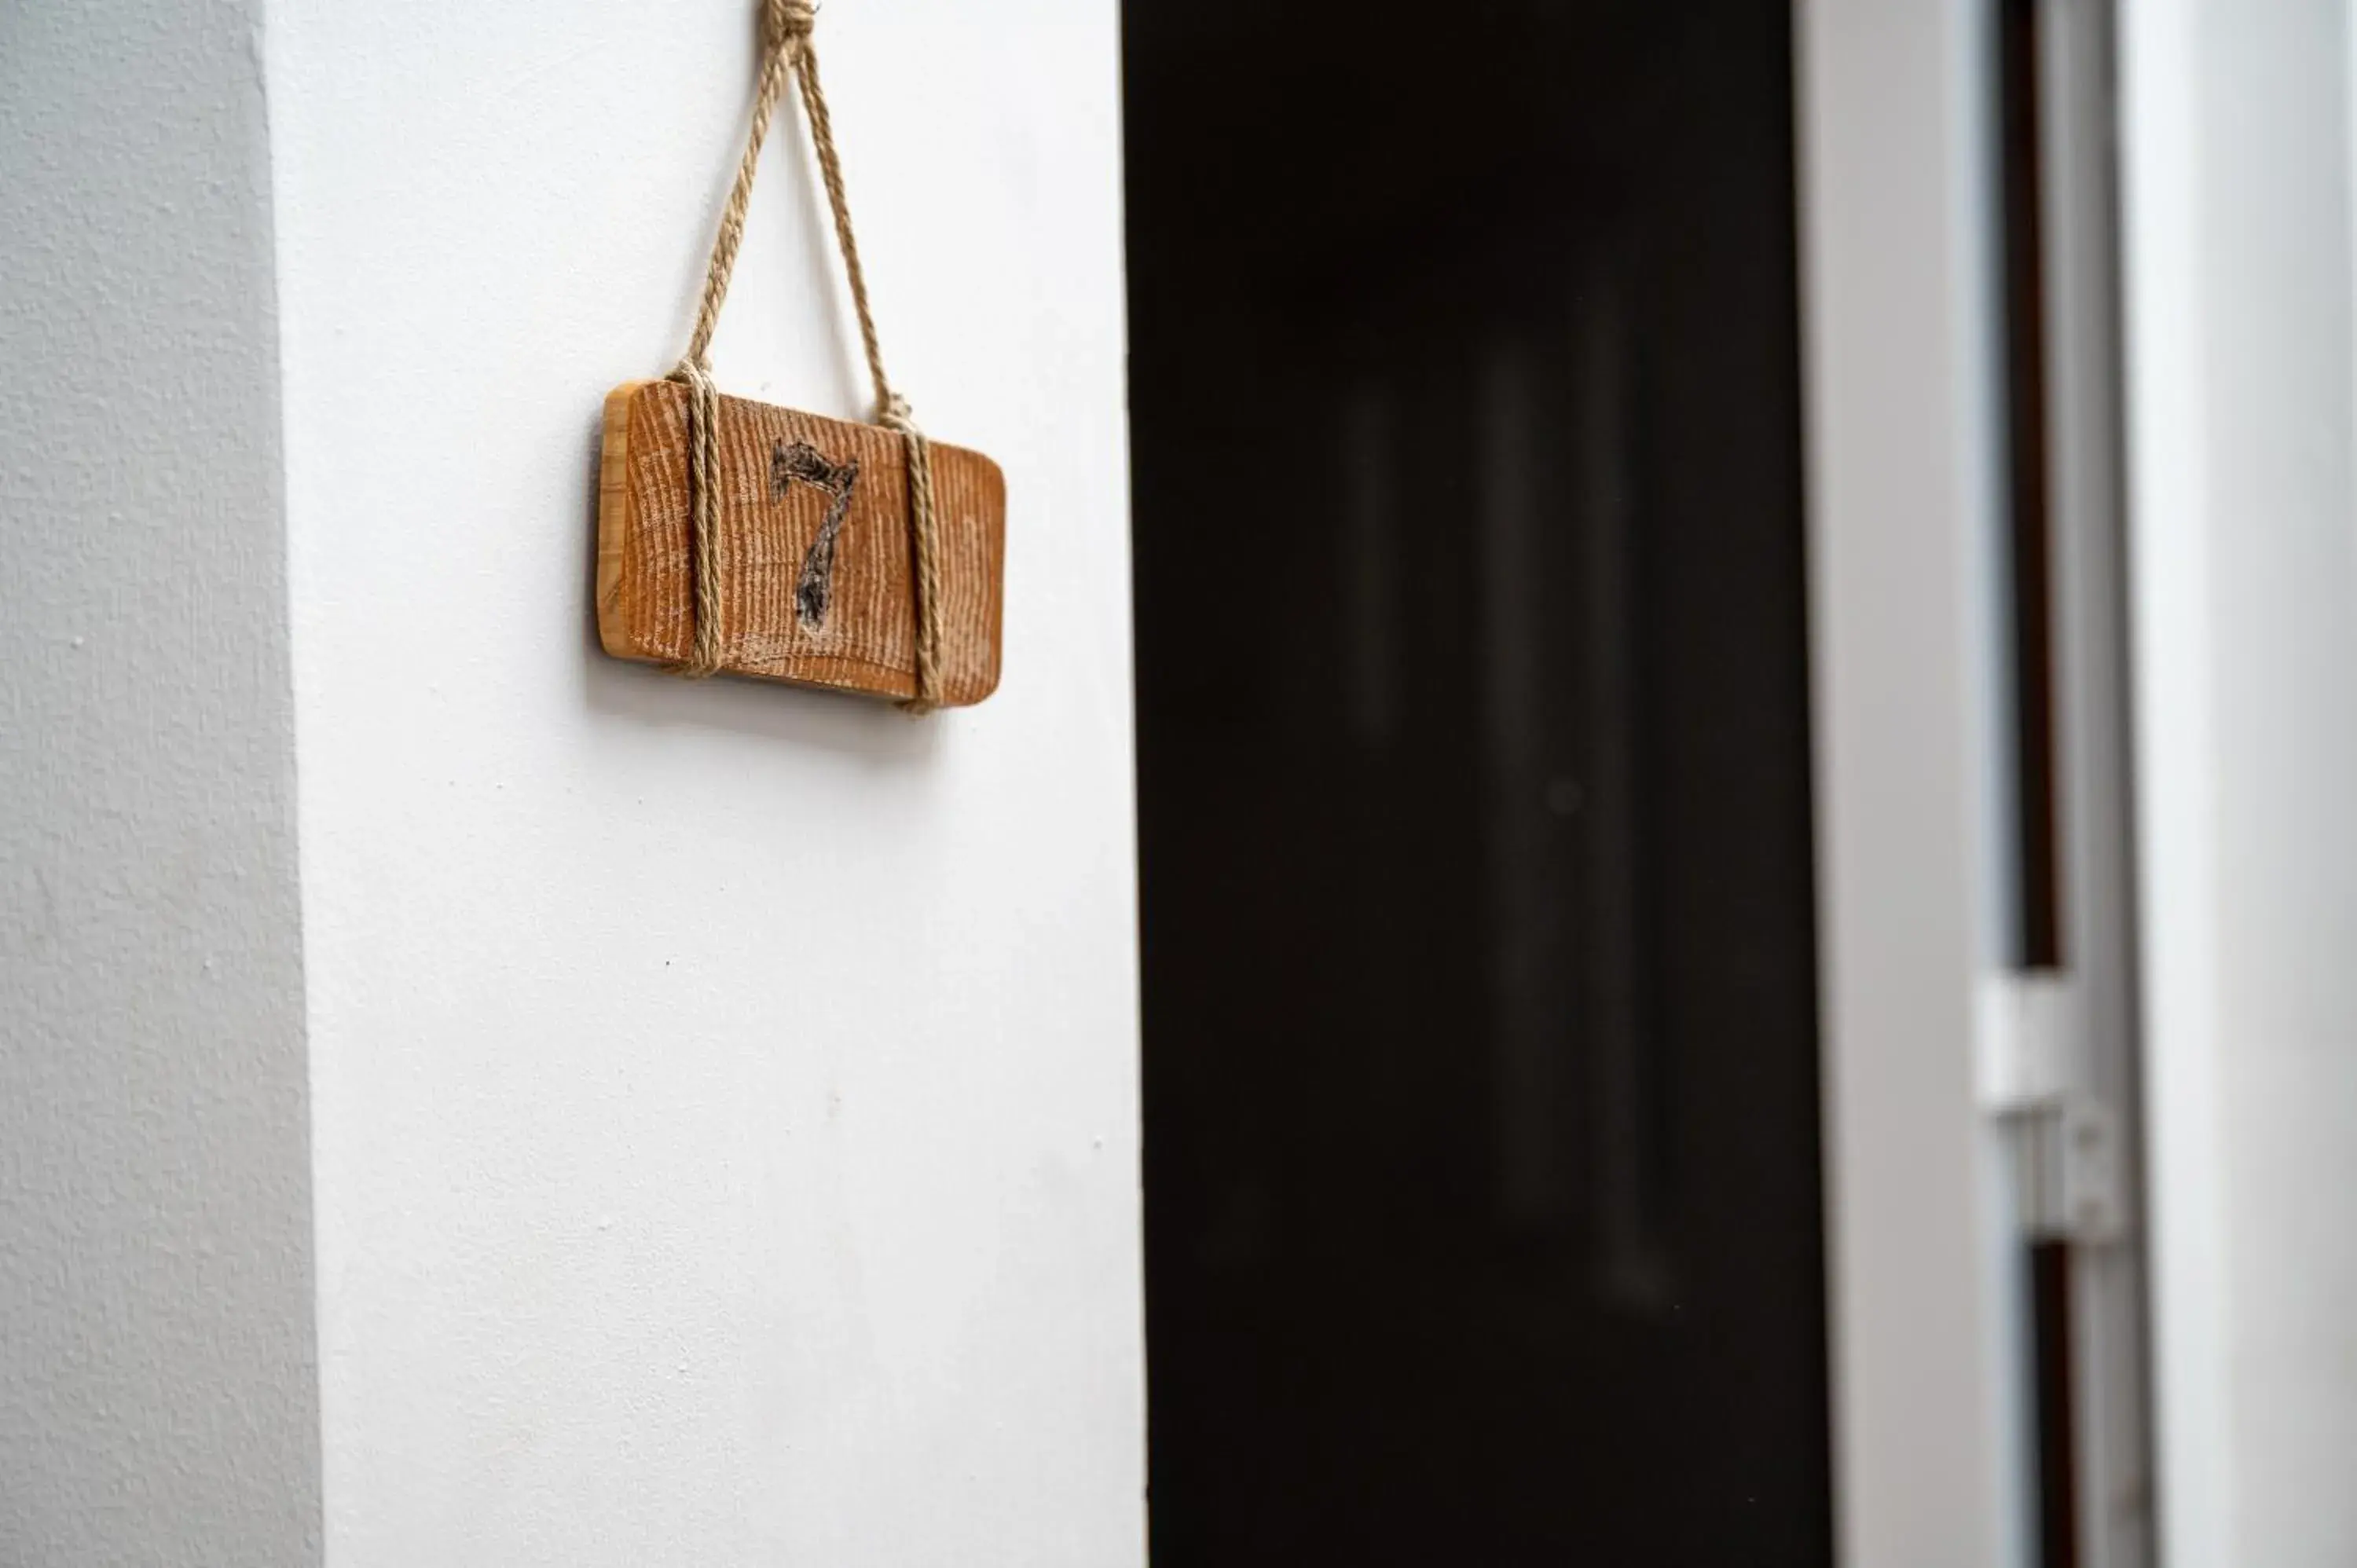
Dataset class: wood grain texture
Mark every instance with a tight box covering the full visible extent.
[597,379,1005,705]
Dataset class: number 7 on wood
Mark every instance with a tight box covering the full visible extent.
[596,379,1005,705]
[774,438,860,627]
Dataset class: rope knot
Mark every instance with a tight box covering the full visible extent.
[877,394,918,434]
[766,0,816,47]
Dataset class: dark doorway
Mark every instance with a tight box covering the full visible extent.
[1124,3,1831,1565]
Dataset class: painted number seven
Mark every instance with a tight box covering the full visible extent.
[775,438,862,627]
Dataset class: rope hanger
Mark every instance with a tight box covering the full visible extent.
[668,0,944,711]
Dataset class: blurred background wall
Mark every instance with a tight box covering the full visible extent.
[2124,2,2357,1563]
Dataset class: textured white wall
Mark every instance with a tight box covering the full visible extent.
[263,2,1141,1563]
[2124,2,2357,1563]
[0,1,321,1563]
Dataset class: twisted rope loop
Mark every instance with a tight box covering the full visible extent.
[668,0,943,710]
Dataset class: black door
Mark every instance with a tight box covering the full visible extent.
[1125,3,1831,1563]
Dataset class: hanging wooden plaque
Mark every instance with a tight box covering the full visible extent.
[596,379,1005,706]
[599,1,1006,711]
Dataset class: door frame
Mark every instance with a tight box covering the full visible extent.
[1798,3,2027,1561]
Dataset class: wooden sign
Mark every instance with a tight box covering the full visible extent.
[597,379,1005,707]
[603,3,1004,710]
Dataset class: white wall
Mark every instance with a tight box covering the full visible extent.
[263,2,1142,1563]
[0,1,321,1562]
[2123,2,2357,1563]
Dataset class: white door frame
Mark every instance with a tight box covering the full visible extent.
[1802,2,2160,1562]
[1798,3,2025,1563]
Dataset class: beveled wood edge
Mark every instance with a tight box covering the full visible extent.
[595,379,652,665]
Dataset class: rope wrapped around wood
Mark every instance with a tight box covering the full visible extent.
[666,0,944,711]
